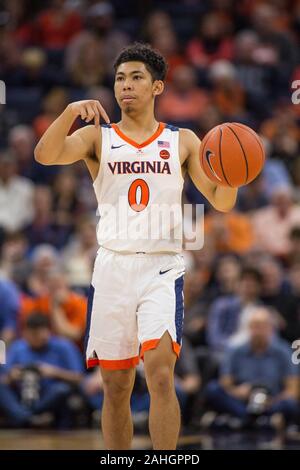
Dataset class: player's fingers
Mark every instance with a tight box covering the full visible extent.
[91,104,100,128]
[80,107,87,120]
[85,104,95,123]
[96,101,110,124]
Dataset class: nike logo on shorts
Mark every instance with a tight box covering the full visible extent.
[111,144,126,149]
[159,268,172,275]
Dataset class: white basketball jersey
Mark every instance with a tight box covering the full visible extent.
[92,122,184,253]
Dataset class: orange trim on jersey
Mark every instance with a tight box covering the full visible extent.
[86,356,139,370]
[111,122,166,149]
[140,339,181,360]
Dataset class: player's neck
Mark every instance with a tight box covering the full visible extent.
[118,112,159,135]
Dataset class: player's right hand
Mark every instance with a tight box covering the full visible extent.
[68,100,110,127]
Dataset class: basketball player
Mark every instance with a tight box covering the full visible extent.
[34,43,238,450]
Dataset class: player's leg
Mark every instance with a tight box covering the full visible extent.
[85,249,140,449]
[143,331,180,450]
[137,253,185,449]
[100,367,136,450]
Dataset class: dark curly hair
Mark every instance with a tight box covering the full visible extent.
[113,42,168,81]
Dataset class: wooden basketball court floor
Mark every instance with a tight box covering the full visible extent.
[2,428,299,450]
[0,429,209,450]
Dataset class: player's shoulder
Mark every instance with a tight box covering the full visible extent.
[75,123,110,141]
[179,127,200,141]
[72,124,98,145]
[179,128,201,153]
[74,125,109,158]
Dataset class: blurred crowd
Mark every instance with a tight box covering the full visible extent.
[0,0,300,432]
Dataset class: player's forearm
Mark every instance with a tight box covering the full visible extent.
[34,105,75,164]
[213,185,238,212]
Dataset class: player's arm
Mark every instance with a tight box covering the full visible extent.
[182,129,238,212]
[34,100,110,166]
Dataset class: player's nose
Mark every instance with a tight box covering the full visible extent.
[122,80,133,90]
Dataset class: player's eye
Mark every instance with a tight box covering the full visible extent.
[133,76,142,80]
[116,76,124,81]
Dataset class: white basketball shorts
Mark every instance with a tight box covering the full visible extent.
[85,247,185,370]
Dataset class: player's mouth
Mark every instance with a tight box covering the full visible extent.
[121,96,136,103]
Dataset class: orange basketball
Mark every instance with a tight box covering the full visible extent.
[199,122,265,187]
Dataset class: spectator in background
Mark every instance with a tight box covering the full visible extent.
[52,169,83,232]
[205,307,299,424]
[15,48,47,87]
[233,30,273,118]
[33,0,82,50]
[204,208,254,255]
[196,104,222,139]
[141,11,188,82]
[0,313,83,427]
[8,124,60,185]
[0,150,34,232]
[184,265,211,310]
[24,185,55,251]
[259,257,290,304]
[0,231,30,289]
[20,267,87,345]
[157,65,209,128]
[280,261,300,344]
[33,88,70,140]
[209,60,248,123]
[67,34,107,87]
[251,186,300,260]
[290,158,300,199]
[209,254,242,299]
[0,10,21,78]
[174,337,202,425]
[260,136,293,199]
[206,267,262,354]
[141,10,173,44]
[186,12,234,68]
[250,3,297,80]
[8,125,36,178]
[0,276,20,345]
[151,28,187,83]
[290,261,300,301]
[287,227,300,267]
[260,102,299,145]
[236,174,269,212]
[260,103,299,177]
[25,244,60,296]
[24,185,72,250]
[62,216,97,295]
[183,266,211,349]
[65,2,129,80]
[258,257,300,343]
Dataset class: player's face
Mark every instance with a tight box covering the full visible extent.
[114,61,163,113]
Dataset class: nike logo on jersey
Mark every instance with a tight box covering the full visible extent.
[111,144,126,149]
[159,268,172,275]
[205,150,222,181]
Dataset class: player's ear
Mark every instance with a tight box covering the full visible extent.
[153,80,164,97]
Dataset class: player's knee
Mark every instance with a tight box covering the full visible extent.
[102,370,134,401]
[146,365,174,397]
